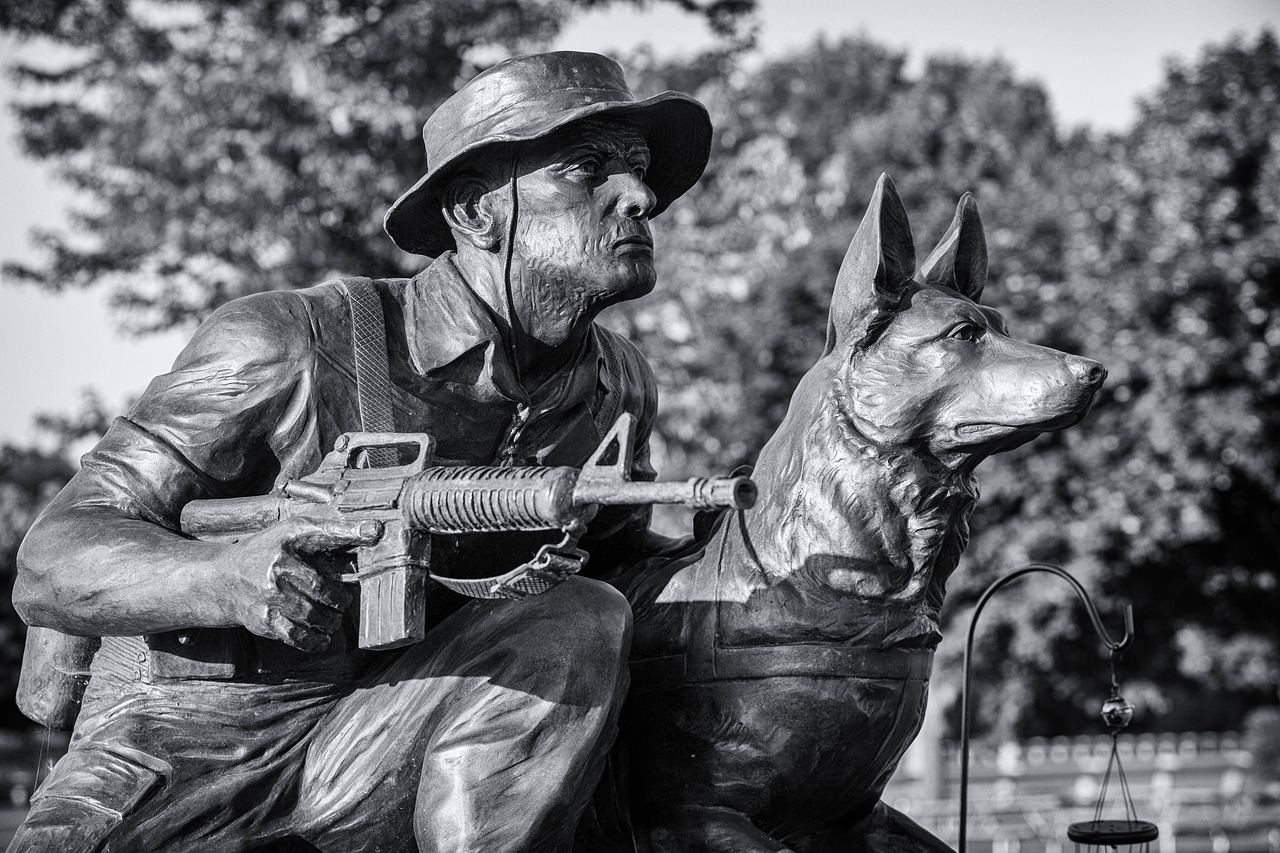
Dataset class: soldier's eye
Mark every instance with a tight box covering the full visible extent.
[947,322,984,342]
[573,155,605,178]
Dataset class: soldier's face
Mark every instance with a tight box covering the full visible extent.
[507,120,657,314]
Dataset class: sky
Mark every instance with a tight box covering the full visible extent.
[1,0,1278,446]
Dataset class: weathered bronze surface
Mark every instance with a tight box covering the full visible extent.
[13,43,1105,851]
[582,174,1106,852]
[10,52,712,852]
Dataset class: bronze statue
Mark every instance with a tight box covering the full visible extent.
[10,52,713,852]
[582,175,1107,852]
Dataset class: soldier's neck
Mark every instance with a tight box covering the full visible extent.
[454,249,595,388]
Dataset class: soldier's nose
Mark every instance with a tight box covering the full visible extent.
[617,173,656,221]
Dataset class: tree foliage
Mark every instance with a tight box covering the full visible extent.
[619,32,1280,739]
[2,0,755,332]
[959,31,1280,737]
[0,445,74,728]
[4,4,1277,738]
[0,391,111,727]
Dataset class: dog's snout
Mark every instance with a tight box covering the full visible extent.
[1069,358,1107,389]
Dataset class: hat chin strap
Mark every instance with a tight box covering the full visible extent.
[502,150,527,395]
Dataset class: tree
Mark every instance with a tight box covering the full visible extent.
[0,0,756,731]
[949,31,1280,738]
[6,5,1276,739]
[2,0,755,332]
[623,32,1280,740]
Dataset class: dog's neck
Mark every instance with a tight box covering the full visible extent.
[733,369,979,605]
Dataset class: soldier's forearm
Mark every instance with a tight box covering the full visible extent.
[14,504,232,637]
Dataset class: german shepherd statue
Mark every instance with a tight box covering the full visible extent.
[581,174,1106,852]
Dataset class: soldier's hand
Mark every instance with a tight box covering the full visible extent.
[221,517,383,651]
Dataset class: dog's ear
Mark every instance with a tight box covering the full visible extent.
[825,173,916,354]
[918,192,987,302]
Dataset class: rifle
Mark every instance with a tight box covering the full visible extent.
[180,414,755,651]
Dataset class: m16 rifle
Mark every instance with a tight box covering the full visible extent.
[180,414,756,651]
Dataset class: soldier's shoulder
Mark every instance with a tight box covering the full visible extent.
[593,324,658,420]
[208,277,410,350]
[192,288,319,364]
[290,276,412,325]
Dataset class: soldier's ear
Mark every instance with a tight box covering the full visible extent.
[442,174,505,252]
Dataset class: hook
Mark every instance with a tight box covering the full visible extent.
[958,562,1136,853]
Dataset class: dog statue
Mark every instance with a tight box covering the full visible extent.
[583,174,1107,852]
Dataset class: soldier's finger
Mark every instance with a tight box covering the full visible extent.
[278,596,343,637]
[266,608,331,652]
[278,563,352,613]
[283,517,384,554]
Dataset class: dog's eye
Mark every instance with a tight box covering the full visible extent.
[947,322,984,342]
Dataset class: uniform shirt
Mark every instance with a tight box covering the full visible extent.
[70,253,658,679]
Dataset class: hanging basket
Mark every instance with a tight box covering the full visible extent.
[1067,819,1160,849]
[1067,694,1159,853]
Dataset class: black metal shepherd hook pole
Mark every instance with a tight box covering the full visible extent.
[958,562,1135,853]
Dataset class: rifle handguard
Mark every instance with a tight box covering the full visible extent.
[402,467,757,534]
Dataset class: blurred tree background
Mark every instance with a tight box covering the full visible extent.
[2,0,1276,742]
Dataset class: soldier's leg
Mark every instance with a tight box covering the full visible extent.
[8,638,349,853]
[294,576,633,853]
[8,735,170,853]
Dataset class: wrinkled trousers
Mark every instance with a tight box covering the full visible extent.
[9,577,632,853]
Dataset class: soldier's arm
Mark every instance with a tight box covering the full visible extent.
[13,293,377,650]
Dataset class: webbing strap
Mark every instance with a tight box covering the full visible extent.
[430,532,588,600]
[342,278,397,468]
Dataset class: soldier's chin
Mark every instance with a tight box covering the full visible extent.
[599,263,656,305]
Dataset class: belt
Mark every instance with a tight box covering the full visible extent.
[629,644,934,688]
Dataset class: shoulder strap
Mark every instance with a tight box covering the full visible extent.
[341,277,397,467]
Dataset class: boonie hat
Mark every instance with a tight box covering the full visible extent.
[383,51,712,258]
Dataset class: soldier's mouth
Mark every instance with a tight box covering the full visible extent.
[613,235,653,253]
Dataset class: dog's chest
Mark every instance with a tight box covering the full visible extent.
[712,574,946,651]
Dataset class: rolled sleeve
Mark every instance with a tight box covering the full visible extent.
[79,291,317,528]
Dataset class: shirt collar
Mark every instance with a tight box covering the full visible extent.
[402,252,604,409]
[403,253,504,375]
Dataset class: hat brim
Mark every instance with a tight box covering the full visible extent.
[383,91,712,258]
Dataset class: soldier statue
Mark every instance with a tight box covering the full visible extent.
[11,51,711,853]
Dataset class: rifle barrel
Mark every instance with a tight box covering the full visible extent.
[574,476,756,512]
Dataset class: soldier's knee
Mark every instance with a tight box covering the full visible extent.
[542,576,633,656]
[12,743,168,853]
[8,797,123,853]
